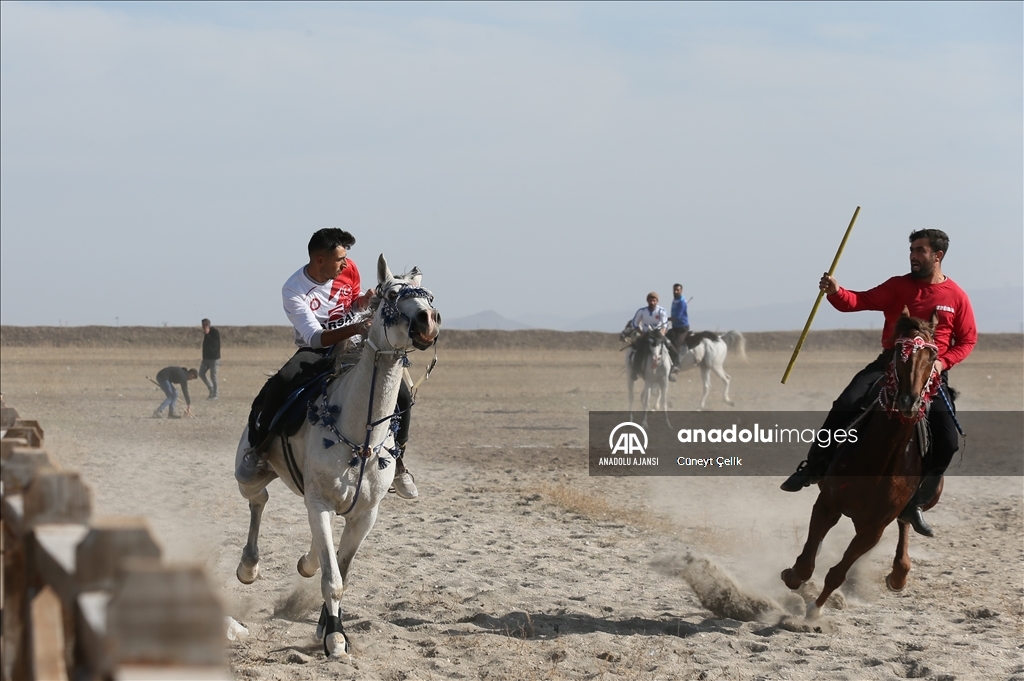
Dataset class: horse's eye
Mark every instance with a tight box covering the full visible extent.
[387,290,398,302]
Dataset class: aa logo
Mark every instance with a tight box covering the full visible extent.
[609,422,648,455]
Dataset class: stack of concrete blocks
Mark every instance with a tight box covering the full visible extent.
[1,399,229,680]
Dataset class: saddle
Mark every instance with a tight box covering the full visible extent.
[681,330,719,350]
[253,368,334,455]
[252,342,367,455]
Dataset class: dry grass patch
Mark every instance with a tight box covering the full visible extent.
[536,483,676,534]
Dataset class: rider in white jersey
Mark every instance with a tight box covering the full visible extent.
[237,229,373,485]
[629,292,679,379]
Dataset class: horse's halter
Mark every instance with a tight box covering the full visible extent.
[375,280,437,352]
[878,335,940,423]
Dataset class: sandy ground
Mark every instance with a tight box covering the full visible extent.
[1,343,1021,681]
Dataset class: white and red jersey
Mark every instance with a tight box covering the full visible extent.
[631,305,668,332]
[282,260,362,349]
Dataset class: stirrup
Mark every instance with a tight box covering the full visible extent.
[235,449,265,485]
[780,460,815,492]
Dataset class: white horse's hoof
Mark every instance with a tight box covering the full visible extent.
[236,562,259,585]
[325,632,351,660]
[805,603,822,621]
[297,556,318,578]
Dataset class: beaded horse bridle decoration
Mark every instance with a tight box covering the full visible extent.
[878,335,940,423]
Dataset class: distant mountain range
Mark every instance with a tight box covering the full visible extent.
[446,286,1023,333]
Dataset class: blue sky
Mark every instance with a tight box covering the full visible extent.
[2,1,1020,328]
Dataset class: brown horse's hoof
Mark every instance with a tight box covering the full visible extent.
[781,568,803,590]
[885,574,907,592]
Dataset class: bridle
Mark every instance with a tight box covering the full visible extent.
[878,335,940,423]
[304,277,438,515]
[376,281,438,351]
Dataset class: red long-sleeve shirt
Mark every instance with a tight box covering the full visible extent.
[827,274,977,370]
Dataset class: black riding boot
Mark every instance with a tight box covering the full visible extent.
[668,344,681,382]
[899,474,942,537]
[780,443,834,492]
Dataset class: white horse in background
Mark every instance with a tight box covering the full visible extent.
[621,327,673,426]
[234,255,440,659]
[673,330,746,410]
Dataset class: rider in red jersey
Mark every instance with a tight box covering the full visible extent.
[781,229,976,538]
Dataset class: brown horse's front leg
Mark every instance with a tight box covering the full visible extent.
[782,493,841,590]
[809,525,886,618]
[886,519,912,591]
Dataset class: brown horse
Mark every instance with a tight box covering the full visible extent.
[782,310,944,619]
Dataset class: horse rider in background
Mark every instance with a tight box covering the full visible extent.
[667,283,689,381]
[236,228,420,499]
[780,229,976,538]
[630,292,680,380]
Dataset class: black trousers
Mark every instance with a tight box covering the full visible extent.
[817,350,958,476]
[248,347,413,450]
[667,326,689,347]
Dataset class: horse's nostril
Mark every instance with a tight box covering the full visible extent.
[416,310,429,326]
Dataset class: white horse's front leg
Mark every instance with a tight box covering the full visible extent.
[337,506,379,588]
[297,537,320,578]
[307,500,349,659]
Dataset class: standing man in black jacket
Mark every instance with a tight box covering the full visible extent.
[200,318,221,400]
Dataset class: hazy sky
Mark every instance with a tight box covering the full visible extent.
[2,1,1021,327]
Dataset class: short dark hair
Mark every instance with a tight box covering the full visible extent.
[187,368,199,379]
[308,228,355,255]
[673,283,683,289]
[201,318,211,326]
[909,229,948,255]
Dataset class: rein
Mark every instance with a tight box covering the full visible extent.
[878,336,940,423]
[305,282,437,516]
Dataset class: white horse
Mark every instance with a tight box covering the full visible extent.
[673,330,746,410]
[234,255,440,659]
[621,327,673,426]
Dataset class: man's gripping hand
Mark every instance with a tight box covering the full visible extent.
[819,273,839,296]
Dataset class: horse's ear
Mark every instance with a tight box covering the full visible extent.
[901,306,910,318]
[377,254,392,285]
[409,266,423,287]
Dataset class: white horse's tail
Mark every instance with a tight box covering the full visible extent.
[722,330,747,362]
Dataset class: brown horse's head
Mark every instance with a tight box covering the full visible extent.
[883,307,940,421]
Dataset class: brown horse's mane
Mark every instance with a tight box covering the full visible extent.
[890,314,935,343]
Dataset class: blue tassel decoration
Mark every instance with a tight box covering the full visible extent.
[328,404,340,415]
[322,438,335,449]
[349,457,360,467]
[378,457,391,470]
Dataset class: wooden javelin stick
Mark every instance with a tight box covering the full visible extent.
[781,206,861,384]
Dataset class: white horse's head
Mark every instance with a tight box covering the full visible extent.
[369,254,441,352]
